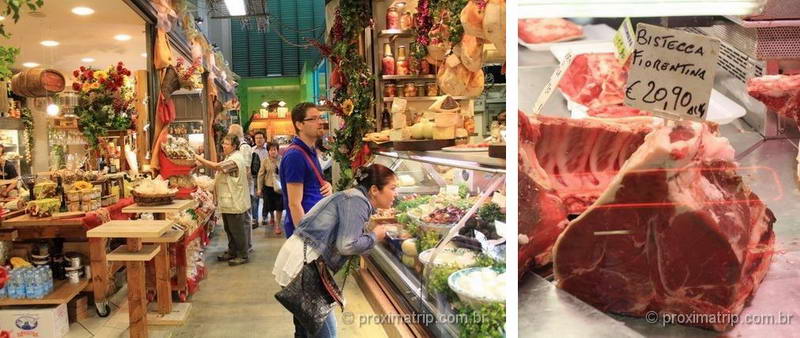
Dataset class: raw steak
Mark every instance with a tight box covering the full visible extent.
[518,18,583,44]
[559,53,628,109]
[746,74,800,124]
[518,112,656,273]
[746,74,800,183]
[553,121,776,332]
[518,111,568,275]
[532,114,655,214]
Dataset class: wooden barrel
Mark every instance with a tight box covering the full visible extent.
[11,68,65,97]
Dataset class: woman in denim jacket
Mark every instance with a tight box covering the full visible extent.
[273,164,396,338]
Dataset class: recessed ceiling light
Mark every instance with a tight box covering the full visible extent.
[81,57,95,63]
[141,53,147,57]
[71,7,94,16]
[224,0,247,16]
[0,16,5,21]
[114,34,132,41]
[22,62,40,68]
[40,40,59,47]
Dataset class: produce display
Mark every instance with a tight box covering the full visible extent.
[422,206,466,224]
[451,267,506,303]
[25,198,60,218]
[32,181,57,199]
[133,176,176,196]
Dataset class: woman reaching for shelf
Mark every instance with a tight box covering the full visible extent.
[273,164,395,338]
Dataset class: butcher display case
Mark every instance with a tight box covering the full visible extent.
[358,150,507,338]
[519,14,800,338]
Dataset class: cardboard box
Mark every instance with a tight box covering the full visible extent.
[0,303,69,338]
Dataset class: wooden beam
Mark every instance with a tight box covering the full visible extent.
[154,243,172,314]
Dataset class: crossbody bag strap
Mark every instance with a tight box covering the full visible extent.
[287,144,326,186]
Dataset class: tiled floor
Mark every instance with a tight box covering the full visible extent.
[66,218,389,338]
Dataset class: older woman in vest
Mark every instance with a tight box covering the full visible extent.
[196,135,252,266]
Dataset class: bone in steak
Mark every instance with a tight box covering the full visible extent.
[553,121,776,332]
[518,112,656,273]
[746,74,800,124]
[559,53,628,109]
[587,105,652,118]
[518,18,583,44]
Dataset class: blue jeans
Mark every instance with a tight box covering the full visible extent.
[250,194,260,223]
[293,312,336,338]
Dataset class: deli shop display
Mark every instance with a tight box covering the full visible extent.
[0,0,238,333]
[343,3,507,335]
[519,12,800,337]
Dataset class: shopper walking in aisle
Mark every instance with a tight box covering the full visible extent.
[251,131,269,228]
[274,164,396,338]
[257,141,283,235]
[195,135,252,266]
[279,102,332,238]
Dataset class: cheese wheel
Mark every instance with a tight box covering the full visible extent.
[433,126,455,140]
[435,113,460,127]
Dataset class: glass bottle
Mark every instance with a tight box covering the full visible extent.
[382,43,396,76]
[386,6,400,30]
[396,46,409,76]
[381,103,392,131]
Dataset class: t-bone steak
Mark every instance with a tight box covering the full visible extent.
[553,121,776,331]
[558,53,628,109]
[518,112,657,273]
[746,74,800,124]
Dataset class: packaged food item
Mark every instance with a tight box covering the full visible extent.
[383,83,397,97]
[426,82,439,96]
[386,5,400,30]
[382,43,396,76]
[403,82,417,97]
[396,46,409,76]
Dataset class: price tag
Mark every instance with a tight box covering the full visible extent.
[624,23,720,121]
[613,17,635,61]
[531,52,574,115]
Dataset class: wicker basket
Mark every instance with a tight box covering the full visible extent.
[160,143,196,167]
[132,191,176,206]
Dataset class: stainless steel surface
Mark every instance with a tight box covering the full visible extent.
[376,151,506,173]
[367,244,459,338]
[519,274,643,338]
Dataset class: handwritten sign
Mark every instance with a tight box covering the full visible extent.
[613,17,635,61]
[532,52,574,115]
[624,23,720,121]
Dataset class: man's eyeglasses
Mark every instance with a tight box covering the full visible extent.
[303,116,322,122]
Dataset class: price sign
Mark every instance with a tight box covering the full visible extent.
[613,17,635,61]
[624,23,720,121]
[532,52,574,115]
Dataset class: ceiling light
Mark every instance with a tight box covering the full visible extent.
[47,104,60,116]
[261,102,268,108]
[0,16,5,21]
[224,0,247,16]
[278,101,286,107]
[71,7,95,16]
[22,62,40,68]
[81,57,95,63]
[141,53,147,57]
[40,40,59,47]
[114,34,132,41]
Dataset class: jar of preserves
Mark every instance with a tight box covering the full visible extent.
[403,82,417,97]
[386,6,400,30]
[383,83,397,97]
[426,82,438,96]
[382,43,396,76]
[400,11,413,30]
[416,82,426,96]
[419,59,431,75]
[396,46,409,76]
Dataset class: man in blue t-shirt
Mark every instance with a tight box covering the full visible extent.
[279,102,332,237]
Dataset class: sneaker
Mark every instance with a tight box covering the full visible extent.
[228,257,249,266]
[217,253,235,261]
[273,225,282,235]
[251,221,260,229]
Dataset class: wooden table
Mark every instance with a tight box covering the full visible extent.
[87,220,171,338]
[122,200,197,325]
[1,214,114,316]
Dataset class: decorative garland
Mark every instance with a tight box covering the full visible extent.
[410,0,472,61]
[71,62,136,148]
[311,0,374,190]
[20,106,33,164]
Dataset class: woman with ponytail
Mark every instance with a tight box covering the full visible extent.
[273,163,397,337]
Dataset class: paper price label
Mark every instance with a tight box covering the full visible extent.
[624,23,720,121]
[532,52,575,115]
[613,17,635,61]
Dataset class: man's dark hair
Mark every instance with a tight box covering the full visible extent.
[266,141,279,151]
[254,131,266,139]
[291,102,317,134]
